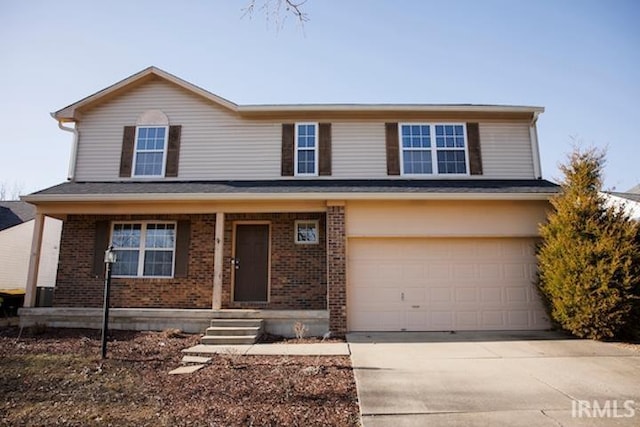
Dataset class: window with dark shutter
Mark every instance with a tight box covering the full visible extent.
[281,123,295,176]
[174,220,191,278]
[119,126,136,178]
[385,123,400,176]
[93,220,110,278]
[466,122,483,175]
[319,123,332,176]
[165,125,182,177]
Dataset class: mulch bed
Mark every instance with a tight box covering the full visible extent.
[0,327,360,426]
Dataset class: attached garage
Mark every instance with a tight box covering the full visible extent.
[347,237,548,331]
[345,200,551,332]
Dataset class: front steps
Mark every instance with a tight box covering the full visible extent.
[200,318,264,345]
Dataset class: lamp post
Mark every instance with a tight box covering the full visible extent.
[101,245,116,359]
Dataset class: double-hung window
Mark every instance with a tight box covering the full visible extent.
[133,126,168,177]
[400,124,468,176]
[111,222,176,277]
[295,123,318,176]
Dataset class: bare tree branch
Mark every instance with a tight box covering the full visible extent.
[243,0,309,30]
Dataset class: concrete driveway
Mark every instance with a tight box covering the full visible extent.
[347,331,640,426]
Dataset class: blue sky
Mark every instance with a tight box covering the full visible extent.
[0,0,638,195]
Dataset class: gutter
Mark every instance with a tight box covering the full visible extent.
[529,112,542,179]
[54,116,78,180]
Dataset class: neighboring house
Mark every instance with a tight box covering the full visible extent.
[0,201,62,307]
[603,190,640,221]
[20,67,558,335]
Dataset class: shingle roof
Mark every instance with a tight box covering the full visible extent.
[0,201,35,231]
[28,179,559,199]
[609,192,640,203]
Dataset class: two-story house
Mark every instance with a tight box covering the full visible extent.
[20,67,558,337]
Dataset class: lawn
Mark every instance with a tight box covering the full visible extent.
[0,327,360,426]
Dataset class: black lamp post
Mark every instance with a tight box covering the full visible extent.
[101,245,116,359]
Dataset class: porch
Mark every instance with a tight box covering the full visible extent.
[18,307,329,337]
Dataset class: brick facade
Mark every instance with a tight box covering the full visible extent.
[327,205,347,333]
[222,213,327,310]
[54,214,216,308]
[53,212,327,311]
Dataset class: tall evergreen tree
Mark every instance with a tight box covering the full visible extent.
[537,147,640,339]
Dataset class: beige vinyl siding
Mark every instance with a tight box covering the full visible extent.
[75,80,281,181]
[480,122,535,179]
[332,122,387,178]
[74,79,537,181]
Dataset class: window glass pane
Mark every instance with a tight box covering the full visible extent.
[112,224,141,248]
[402,125,430,148]
[145,224,175,248]
[297,149,316,174]
[135,127,166,175]
[437,150,467,174]
[403,151,432,174]
[435,126,444,136]
[436,136,445,148]
[134,152,163,176]
[297,223,317,243]
[143,250,173,276]
[113,250,139,276]
[445,125,454,136]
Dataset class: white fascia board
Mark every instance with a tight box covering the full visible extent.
[23,192,556,203]
[238,104,545,114]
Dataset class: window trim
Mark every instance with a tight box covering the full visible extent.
[132,125,169,178]
[294,122,319,177]
[399,123,470,177]
[294,220,319,245]
[110,221,177,278]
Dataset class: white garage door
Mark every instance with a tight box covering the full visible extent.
[347,238,549,331]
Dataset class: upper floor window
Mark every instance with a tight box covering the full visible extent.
[111,221,176,277]
[295,123,318,176]
[400,123,468,176]
[133,126,168,177]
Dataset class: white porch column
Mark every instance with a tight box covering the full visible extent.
[24,213,45,307]
[212,212,225,309]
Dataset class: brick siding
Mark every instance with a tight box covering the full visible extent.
[327,205,347,333]
[222,213,327,310]
[53,212,327,311]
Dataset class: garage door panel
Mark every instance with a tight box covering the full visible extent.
[347,238,549,331]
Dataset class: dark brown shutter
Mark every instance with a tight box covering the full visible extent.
[165,125,182,177]
[93,221,110,278]
[119,126,136,177]
[319,123,332,176]
[281,123,295,176]
[467,122,483,175]
[385,123,400,176]
[174,220,191,278]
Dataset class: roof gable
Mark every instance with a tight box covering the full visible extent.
[53,67,239,122]
[53,67,544,123]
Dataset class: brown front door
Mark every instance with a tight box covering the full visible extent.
[233,224,270,302]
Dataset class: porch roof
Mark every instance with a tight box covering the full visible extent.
[24,179,559,203]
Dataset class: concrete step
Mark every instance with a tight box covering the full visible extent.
[205,326,261,336]
[201,335,257,345]
[181,355,212,365]
[210,318,264,328]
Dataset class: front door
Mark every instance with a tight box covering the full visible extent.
[233,224,270,302]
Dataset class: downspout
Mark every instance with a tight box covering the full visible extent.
[529,112,542,179]
[53,115,78,180]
